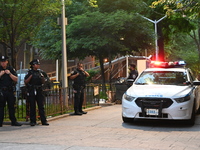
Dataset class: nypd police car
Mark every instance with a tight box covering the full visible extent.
[122,61,200,125]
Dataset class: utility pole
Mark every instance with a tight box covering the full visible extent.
[61,0,68,107]
[61,0,68,88]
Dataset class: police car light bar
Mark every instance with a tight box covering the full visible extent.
[150,61,186,68]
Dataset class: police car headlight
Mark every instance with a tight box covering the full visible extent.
[174,94,191,103]
[123,93,135,102]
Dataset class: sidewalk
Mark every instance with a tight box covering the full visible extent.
[3,105,102,126]
[1,104,200,150]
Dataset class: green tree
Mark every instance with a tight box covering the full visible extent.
[0,0,60,68]
[165,32,199,75]
[31,0,96,60]
[152,0,199,18]
[31,17,62,60]
[152,0,200,72]
[97,0,142,13]
[31,0,154,92]
[67,10,153,90]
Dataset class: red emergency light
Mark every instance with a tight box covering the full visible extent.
[150,61,186,68]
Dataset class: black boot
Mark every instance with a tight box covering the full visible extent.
[11,122,22,126]
[80,111,87,114]
[74,111,82,115]
[30,122,36,126]
[42,122,49,126]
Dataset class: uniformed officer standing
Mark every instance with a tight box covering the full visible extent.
[69,63,90,115]
[0,56,21,127]
[24,59,49,126]
[127,64,138,87]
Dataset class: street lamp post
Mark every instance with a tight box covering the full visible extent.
[61,0,68,107]
[61,0,68,88]
[140,15,167,61]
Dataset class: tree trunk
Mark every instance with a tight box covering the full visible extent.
[10,42,16,68]
[108,51,112,91]
[99,54,106,94]
[198,24,200,67]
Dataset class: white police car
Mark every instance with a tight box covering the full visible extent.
[122,61,200,125]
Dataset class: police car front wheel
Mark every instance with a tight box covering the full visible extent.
[186,103,196,126]
[122,116,134,123]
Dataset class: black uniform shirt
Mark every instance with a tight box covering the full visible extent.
[0,66,17,87]
[70,69,86,85]
[128,70,138,81]
[25,69,46,86]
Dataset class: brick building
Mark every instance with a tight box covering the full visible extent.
[0,43,95,79]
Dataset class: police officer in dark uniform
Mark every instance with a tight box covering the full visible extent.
[0,56,21,127]
[69,63,90,115]
[127,64,138,87]
[24,59,49,126]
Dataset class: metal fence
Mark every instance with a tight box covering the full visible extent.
[4,84,105,122]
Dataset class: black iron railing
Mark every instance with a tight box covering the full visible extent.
[3,84,105,122]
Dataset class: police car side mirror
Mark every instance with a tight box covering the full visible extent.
[185,81,191,85]
[193,81,200,86]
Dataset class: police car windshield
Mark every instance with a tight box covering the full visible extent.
[135,71,187,85]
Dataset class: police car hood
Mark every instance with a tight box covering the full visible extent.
[126,85,193,98]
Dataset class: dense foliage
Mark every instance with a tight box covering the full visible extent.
[0,0,200,75]
[152,0,200,74]
[0,0,60,67]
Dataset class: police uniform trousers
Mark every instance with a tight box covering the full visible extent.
[27,88,47,124]
[74,86,85,113]
[0,90,17,126]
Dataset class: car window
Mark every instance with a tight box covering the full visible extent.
[135,71,187,85]
[188,70,195,81]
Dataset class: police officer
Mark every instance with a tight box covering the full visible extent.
[24,59,49,126]
[127,64,138,87]
[69,63,90,115]
[0,56,21,127]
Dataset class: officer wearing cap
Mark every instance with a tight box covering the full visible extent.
[0,56,21,127]
[24,59,49,126]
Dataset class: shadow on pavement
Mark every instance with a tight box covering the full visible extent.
[122,117,200,132]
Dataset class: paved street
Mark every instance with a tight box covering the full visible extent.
[1,104,200,150]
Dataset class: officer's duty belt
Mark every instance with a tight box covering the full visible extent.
[33,85,42,89]
[0,87,12,91]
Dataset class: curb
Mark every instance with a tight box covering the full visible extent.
[3,106,102,126]
[46,105,102,122]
